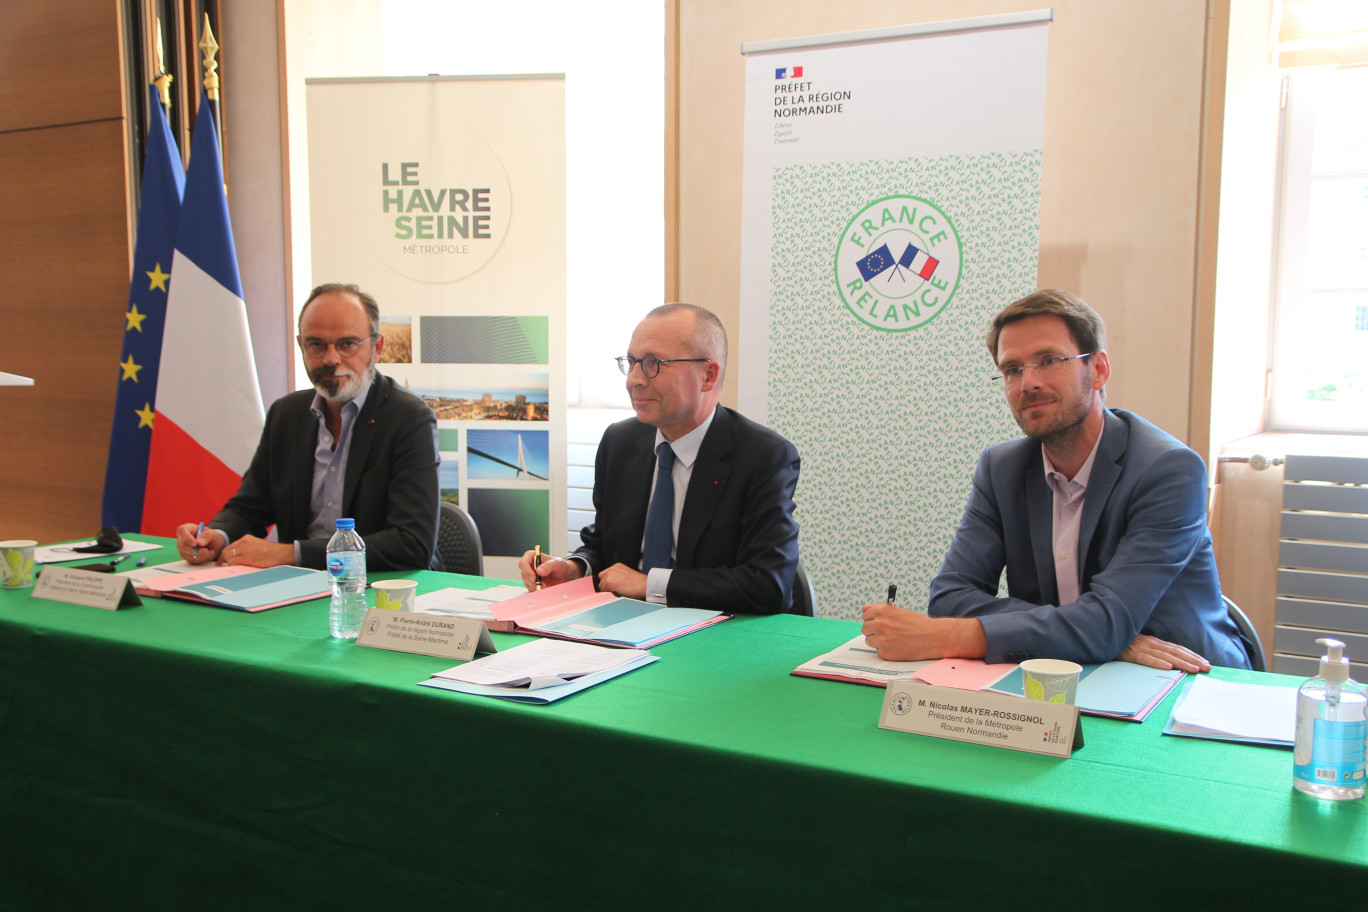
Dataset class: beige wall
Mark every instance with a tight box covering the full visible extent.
[675,0,1215,444]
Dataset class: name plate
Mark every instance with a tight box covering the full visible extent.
[356,608,496,661]
[879,680,1082,758]
[32,566,142,611]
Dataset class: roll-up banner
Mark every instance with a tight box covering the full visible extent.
[740,14,1050,617]
[307,76,566,580]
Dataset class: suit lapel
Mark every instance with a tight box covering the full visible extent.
[1024,444,1058,605]
[342,374,385,512]
[675,407,731,567]
[620,423,656,566]
[1078,409,1126,577]
[291,396,320,532]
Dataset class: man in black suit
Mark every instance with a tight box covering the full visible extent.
[519,303,800,614]
[175,283,440,571]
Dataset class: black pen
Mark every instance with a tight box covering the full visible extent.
[534,545,543,590]
[886,584,897,605]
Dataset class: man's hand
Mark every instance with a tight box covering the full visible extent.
[176,523,223,565]
[1119,634,1211,673]
[517,551,584,591]
[597,563,647,600]
[221,535,295,569]
[860,602,987,662]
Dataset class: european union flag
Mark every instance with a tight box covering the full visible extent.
[856,244,895,281]
[101,84,184,531]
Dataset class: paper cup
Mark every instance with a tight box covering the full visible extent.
[372,579,418,612]
[1020,659,1082,705]
[0,540,37,589]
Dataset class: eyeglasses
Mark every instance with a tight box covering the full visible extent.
[616,355,711,378]
[992,353,1092,384]
[298,335,377,357]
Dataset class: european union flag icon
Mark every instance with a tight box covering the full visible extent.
[856,244,895,281]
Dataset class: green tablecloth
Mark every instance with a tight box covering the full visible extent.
[2,539,1365,909]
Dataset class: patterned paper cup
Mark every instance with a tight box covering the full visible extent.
[1020,659,1082,705]
[372,579,418,612]
[0,540,37,589]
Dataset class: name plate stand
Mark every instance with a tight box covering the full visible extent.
[32,566,142,610]
[355,608,496,661]
[879,680,1083,758]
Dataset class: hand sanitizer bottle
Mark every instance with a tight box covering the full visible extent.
[1294,638,1367,800]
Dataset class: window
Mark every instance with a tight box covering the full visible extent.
[1270,66,1368,432]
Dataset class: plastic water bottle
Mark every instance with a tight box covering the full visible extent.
[326,518,367,639]
[1294,638,1367,800]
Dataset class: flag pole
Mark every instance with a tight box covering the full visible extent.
[199,14,220,126]
[152,19,173,113]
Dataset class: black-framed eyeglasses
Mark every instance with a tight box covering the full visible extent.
[616,355,711,378]
[298,335,378,357]
[992,353,1092,384]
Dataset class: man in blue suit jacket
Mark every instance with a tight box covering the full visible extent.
[518,303,800,614]
[861,290,1249,670]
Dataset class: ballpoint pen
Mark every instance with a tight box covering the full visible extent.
[192,522,205,559]
[534,545,543,590]
[111,553,129,567]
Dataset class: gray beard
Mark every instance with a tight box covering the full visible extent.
[314,365,374,404]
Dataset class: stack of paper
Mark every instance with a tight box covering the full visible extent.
[491,576,727,648]
[792,636,1184,722]
[984,661,1185,722]
[412,584,527,630]
[1164,676,1297,747]
[134,564,332,612]
[419,639,657,703]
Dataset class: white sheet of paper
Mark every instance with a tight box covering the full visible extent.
[1170,676,1298,742]
[793,634,937,682]
[432,638,649,689]
[35,539,161,565]
[413,584,527,619]
[119,560,196,581]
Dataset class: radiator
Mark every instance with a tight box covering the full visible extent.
[1275,454,1368,676]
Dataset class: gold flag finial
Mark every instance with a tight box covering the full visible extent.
[200,14,220,100]
[152,19,173,109]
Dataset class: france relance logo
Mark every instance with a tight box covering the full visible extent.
[834,195,962,332]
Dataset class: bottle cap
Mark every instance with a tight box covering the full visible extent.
[1317,637,1350,682]
[334,518,356,530]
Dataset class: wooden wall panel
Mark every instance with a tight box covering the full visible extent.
[0,123,131,543]
[0,0,125,133]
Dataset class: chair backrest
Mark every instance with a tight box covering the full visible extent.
[790,559,817,617]
[1224,595,1266,672]
[437,502,484,576]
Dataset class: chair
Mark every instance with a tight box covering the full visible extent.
[1224,595,1266,672]
[790,559,817,617]
[437,502,484,576]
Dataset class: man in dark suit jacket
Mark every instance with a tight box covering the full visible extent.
[176,284,439,572]
[861,290,1249,671]
[519,303,800,614]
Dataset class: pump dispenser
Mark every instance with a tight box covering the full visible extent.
[1293,637,1367,800]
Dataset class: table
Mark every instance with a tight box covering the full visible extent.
[2,540,1366,910]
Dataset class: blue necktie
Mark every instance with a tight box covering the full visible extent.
[641,442,676,573]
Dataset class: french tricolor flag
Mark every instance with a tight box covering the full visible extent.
[775,66,804,79]
[141,88,264,536]
[899,243,939,281]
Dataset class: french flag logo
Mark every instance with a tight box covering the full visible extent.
[899,244,939,281]
[775,66,804,79]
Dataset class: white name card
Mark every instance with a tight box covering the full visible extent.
[356,608,496,661]
[32,565,142,611]
[879,680,1082,758]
